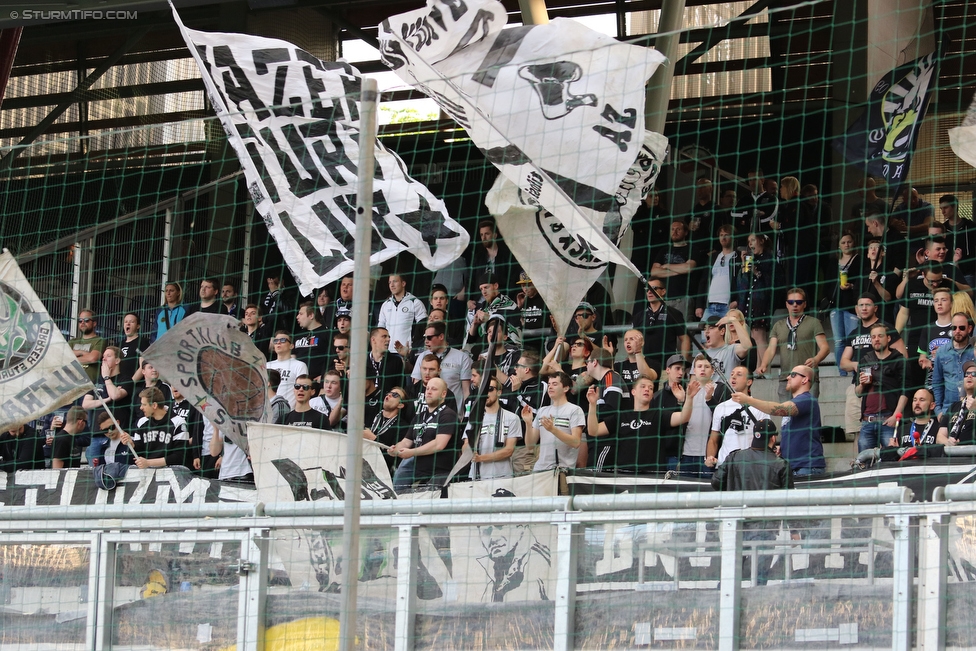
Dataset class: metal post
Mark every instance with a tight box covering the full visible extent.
[338,76,378,651]
[889,514,914,651]
[644,0,687,135]
[242,203,253,301]
[718,518,742,651]
[238,528,269,651]
[71,241,82,337]
[918,514,948,651]
[161,208,172,306]
[553,522,579,651]
[518,0,549,24]
[93,535,118,651]
[394,525,419,651]
[84,532,102,651]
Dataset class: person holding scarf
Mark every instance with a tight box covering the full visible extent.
[756,288,830,400]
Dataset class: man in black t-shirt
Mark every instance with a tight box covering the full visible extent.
[82,345,134,465]
[595,376,672,473]
[185,278,223,316]
[651,220,702,319]
[614,329,657,409]
[389,378,458,491]
[120,387,191,468]
[0,424,46,472]
[51,407,88,469]
[583,348,624,468]
[284,376,331,430]
[294,304,331,381]
[118,312,150,381]
[631,281,690,374]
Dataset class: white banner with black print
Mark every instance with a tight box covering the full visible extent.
[171,5,469,296]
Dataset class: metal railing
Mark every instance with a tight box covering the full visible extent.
[1,487,972,651]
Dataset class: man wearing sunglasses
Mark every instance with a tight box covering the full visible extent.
[69,309,106,383]
[732,364,825,476]
[266,331,308,409]
[284,375,331,430]
[931,313,975,418]
[756,288,829,400]
[410,322,470,410]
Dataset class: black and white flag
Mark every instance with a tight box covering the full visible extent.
[171,7,469,296]
[487,132,668,335]
[832,48,939,185]
[0,249,90,431]
[378,0,665,278]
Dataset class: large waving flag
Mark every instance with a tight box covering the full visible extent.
[0,249,90,431]
[171,6,469,297]
[487,132,668,334]
[833,48,939,185]
[378,0,666,279]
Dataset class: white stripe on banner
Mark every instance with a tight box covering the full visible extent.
[170,5,469,296]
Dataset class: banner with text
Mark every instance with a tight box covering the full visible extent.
[171,7,469,296]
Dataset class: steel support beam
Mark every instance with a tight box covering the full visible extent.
[519,0,550,25]
[394,525,420,651]
[718,518,743,651]
[0,25,149,169]
[890,514,915,651]
[553,522,579,651]
[918,514,949,651]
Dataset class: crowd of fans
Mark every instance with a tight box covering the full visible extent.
[3,171,975,493]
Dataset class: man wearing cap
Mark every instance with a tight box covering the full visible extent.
[651,355,693,469]
[940,195,976,285]
[469,272,522,348]
[572,302,602,347]
[378,274,427,353]
[515,273,551,353]
[732,364,826,476]
[701,314,752,383]
[931,312,975,418]
[938,360,976,445]
[631,280,691,377]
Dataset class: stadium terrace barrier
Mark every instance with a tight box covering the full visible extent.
[0,487,971,651]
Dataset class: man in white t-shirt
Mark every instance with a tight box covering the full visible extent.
[462,376,522,479]
[266,330,308,408]
[522,372,585,470]
[310,370,344,429]
[706,364,770,467]
[377,274,427,352]
[209,424,253,482]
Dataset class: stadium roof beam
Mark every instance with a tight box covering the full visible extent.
[674,0,771,76]
[0,25,150,169]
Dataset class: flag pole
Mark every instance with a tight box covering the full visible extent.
[338,76,378,651]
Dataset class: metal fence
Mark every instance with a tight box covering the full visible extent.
[3,487,976,651]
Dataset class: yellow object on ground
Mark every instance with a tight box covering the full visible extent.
[221,617,342,651]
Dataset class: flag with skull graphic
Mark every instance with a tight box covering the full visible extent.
[378,0,666,278]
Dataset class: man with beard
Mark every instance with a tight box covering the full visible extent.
[119,387,191,468]
[69,309,105,383]
[938,360,976,445]
[365,386,409,449]
[220,282,242,319]
[853,324,910,452]
[81,346,133,463]
[462,376,522,480]
[732,364,826,476]
[389,378,458,490]
[118,312,149,381]
[887,388,939,449]
[932,313,975,418]
[707,364,771,468]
